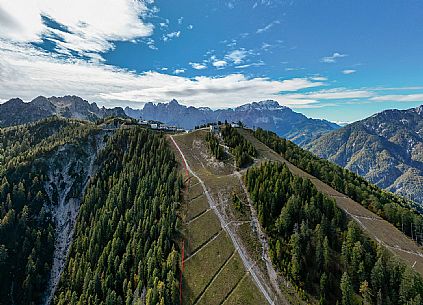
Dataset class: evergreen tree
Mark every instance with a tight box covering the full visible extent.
[245,161,423,304]
[253,128,423,244]
[340,272,353,305]
[221,124,257,167]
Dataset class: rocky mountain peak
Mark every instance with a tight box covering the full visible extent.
[235,100,287,112]
[415,105,423,115]
[31,96,56,111]
[168,99,180,106]
[143,102,155,110]
[0,95,127,127]
[125,99,339,145]
[257,100,285,109]
[4,98,25,106]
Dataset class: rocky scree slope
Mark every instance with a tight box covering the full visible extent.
[42,131,107,305]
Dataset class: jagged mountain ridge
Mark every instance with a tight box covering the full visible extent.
[308,105,423,205]
[0,95,127,127]
[125,99,339,145]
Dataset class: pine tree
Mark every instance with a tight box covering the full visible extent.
[340,272,353,305]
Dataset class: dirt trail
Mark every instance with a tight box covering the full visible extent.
[171,135,278,305]
[239,128,423,276]
[234,171,288,303]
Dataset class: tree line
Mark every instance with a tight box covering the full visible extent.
[253,128,423,245]
[205,132,224,160]
[245,161,423,304]
[221,124,257,168]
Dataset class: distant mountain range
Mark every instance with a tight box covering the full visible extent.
[5,96,423,206]
[125,99,339,145]
[0,96,126,127]
[308,105,423,205]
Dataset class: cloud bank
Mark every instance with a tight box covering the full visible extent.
[0,41,326,109]
[1,1,422,112]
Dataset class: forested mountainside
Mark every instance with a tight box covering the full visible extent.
[125,99,339,145]
[174,126,423,305]
[0,96,126,128]
[2,115,423,305]
[308,105,423,206]
[0,117,102,304]
[54,128,182,305]
[246,161,423,304]
[0,118,183,305]
[253,128,423,245]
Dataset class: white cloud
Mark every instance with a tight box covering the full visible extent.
[370,86,423,91]
[225,49,248,64]
[284,89,374,100]
[256,20,280,34]
[173,68,185,74]
[0,2,44,42]
[311,76,328,81]
[370,94,423,102]
[187,24,194,30]
[227,1,235,9]
[178,17,184,24]
[285,67,304,71]
[226,40,237,48]
[190,62,207,70]
[159,18,170,28]
[0,0,153,56]
[102,75,324,108]
[235,62,265,69]
[163,30,181,42]
[0,41,326,109]
[261,42,272,51]
[321,52,347,63]
[276,78,325,92]
[342,69,356,74]
[145,38,157,50]
[332,120,351,126]
[212,60,228,68]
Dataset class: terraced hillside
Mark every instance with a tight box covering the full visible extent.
[169,127,423,304]
[170,129,308,305]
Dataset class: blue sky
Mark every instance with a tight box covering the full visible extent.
[0,0,422,122]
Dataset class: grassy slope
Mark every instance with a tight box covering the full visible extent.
[169,130,304,305]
